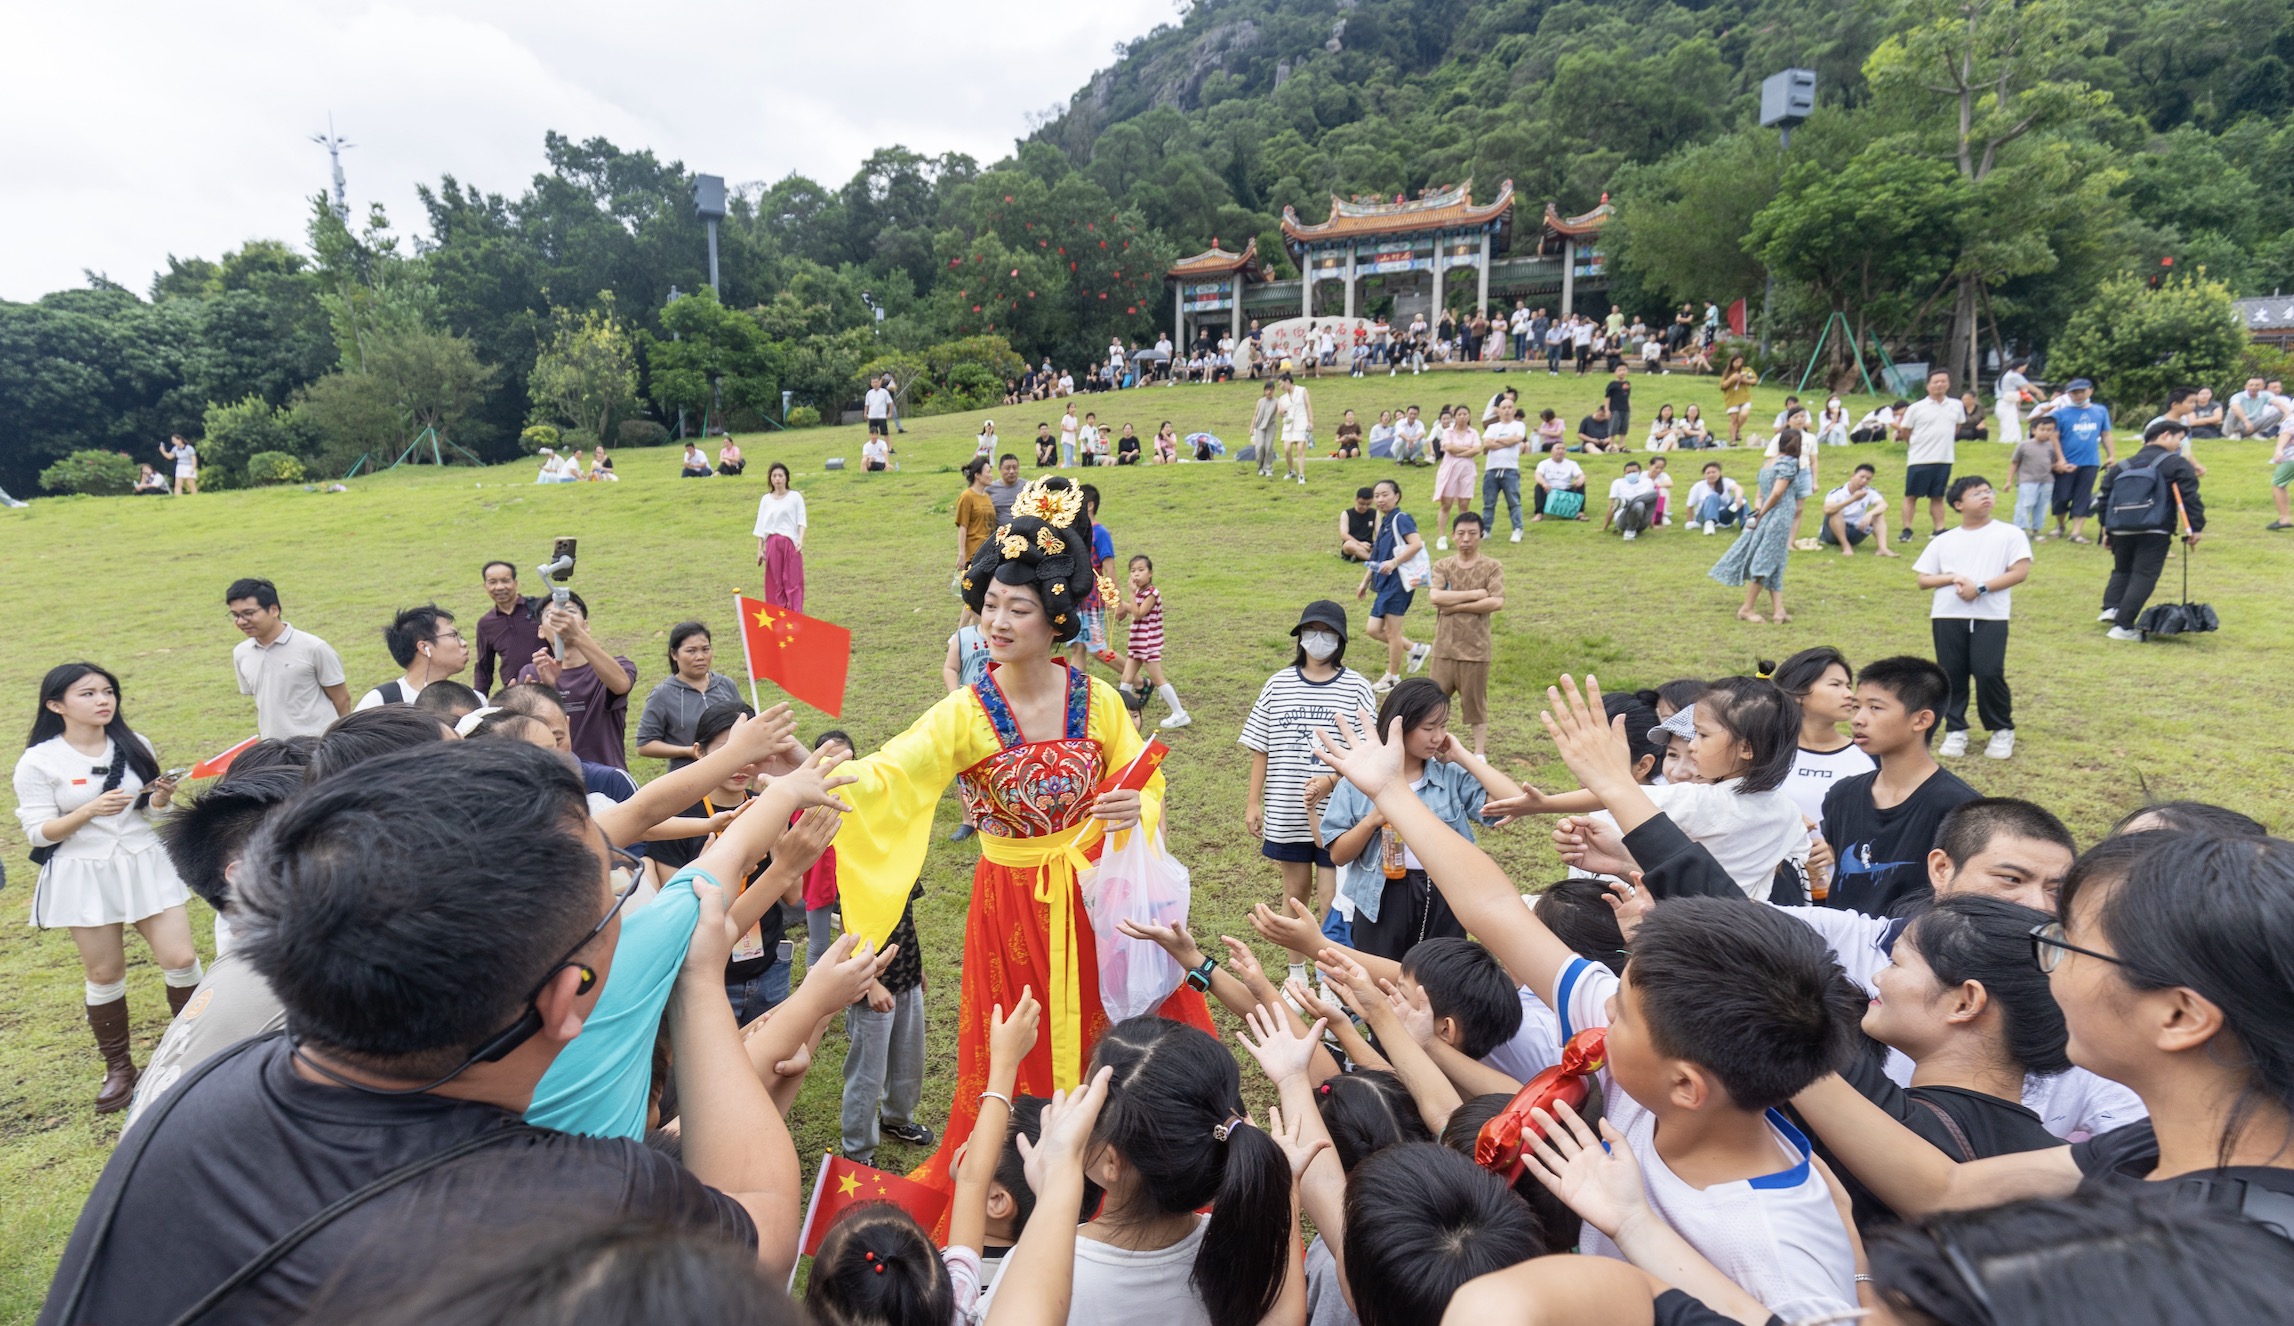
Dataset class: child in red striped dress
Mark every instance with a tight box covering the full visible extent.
[1114,554,1191,729]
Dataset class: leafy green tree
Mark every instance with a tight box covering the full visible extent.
[641,288,787,424]
[307,197,439,373]
[39,449,140,496]
[2050,272,2246,415]
[292,370,401,474]
[199,395,314,487]
[366,326,500,450]
[528,297,639,443]
[1611,129,1791,310]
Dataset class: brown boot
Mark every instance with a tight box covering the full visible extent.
[87,998,138,1114]
[166,982,196,1017]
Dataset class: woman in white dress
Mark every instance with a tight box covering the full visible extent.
[13,663,198,1112]
[754,461,809,611]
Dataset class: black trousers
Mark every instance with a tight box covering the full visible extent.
[2103,532,2173,629]
[1931,617,2012,733]
[1349,868,1467,963]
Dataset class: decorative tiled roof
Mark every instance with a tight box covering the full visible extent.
[1166,237,1272,282]
[1280,179,1515,249]
[1542,200,1614,239]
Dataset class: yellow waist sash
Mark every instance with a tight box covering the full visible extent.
[978,818,1108,1090]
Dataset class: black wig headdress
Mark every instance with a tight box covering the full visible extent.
[961,477,1103,643]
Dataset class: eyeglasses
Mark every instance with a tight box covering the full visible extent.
[2028,920,2127,975]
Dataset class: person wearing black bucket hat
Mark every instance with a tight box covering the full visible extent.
[1240,600,1379,981]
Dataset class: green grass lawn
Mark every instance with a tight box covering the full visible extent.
[0,366,2284,1319]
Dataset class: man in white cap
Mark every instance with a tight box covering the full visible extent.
[2044,378,2113,544]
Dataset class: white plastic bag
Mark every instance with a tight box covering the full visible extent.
[1080,825,1191,1020]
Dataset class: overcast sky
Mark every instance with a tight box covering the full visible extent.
[0,0,1176,302]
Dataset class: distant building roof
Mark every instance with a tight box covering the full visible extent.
[1280,180,1514,255]
[1166,237,1273,283]
[2236,295,2294,330]
[1541,200,1614,239]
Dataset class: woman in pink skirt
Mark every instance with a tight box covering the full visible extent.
[1433,403,1480,549]
[752,461,807,610]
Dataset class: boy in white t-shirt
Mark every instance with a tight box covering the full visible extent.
[1604,461,1658,539]
[1312,716,1862,1323]
[1913,475,2031,761]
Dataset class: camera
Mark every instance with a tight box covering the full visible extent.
[537,538,577,659]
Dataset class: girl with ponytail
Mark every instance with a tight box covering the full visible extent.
[1071,1016,1318,1326]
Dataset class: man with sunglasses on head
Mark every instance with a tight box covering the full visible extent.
[40,729,865,1325]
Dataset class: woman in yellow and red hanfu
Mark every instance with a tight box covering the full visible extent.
[833,477,1213,1189]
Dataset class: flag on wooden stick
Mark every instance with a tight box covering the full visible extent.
[735,595,852,716]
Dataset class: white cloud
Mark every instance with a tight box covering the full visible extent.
[0,0,1173,301]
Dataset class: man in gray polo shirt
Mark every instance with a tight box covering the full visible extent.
[226,578,351,738]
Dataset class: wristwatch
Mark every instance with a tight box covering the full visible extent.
[1185,955,1218,993]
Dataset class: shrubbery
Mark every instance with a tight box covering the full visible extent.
[786,405,821,428]
[520,424,562,454]
[245,451,305,485]
[39,450,140,496]
[617,419,670,447]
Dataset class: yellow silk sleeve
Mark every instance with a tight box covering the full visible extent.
[1086,677,1166,842]
[834,689,998,948]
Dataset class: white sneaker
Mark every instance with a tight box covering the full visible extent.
[1622,529,1637,540]
[2096,609,2118,623]
[1509,528,1523,542]
[1406,642,1432,674]
[1939,730,1968,758]
[1159,711,1192,730]
[1703,520,1716,534]
[2107,626,2144,641]
[1984,729,2015,759]
[1437,535,1450,551]
[1372,672,1400,693]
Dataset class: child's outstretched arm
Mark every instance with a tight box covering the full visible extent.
[1314,708,1576,1011]
[1483,676,1657,828]
[1435,732,1526,804]
[1114,921,1342,1083]
[1318,949,1462,1132]
[951,990,1040,1255]
[1790,1073,2081,1218]
[985,1067,1112,1326]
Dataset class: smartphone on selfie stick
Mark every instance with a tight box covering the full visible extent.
[537,537,577,660]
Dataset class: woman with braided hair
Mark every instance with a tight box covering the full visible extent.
[832,477,1214,1193]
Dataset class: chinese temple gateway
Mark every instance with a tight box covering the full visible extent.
[1163,182,1613,346]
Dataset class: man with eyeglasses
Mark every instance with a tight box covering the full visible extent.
[355,604,470,711]
[40,737,869,1325]
[225,577,351,739]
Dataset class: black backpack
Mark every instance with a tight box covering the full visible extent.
[2104,449,2175,532]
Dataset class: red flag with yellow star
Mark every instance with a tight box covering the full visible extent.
[735,594,852,716]
[798,1153,952,1257]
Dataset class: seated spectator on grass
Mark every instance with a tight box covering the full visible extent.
[1334,409,1364,458]
[1851,400,1908,442]
[1114,423,1142,466]
[681,442,713,478]
[1956,390,1992,442]
[1645,404,1680,451]
[1155,421,1180,464]
[1604,461,1659,539]
[133,464,170,495]
[1576,404,1618,453]
[40,741,813,1324]
[1394,404,1430,465]
[1679,402,1713,448]
[1367,409,1397,458]
[1533,441,1587,522]
[1819,463,1898,557]
[2185,385,2223,437]
[2227,376,2281,438]
[1340,487,1378,562]
[1685,461,1746,532]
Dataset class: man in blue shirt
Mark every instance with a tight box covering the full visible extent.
[2041,378,2114,543]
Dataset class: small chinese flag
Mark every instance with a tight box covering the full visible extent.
[188,736,260,780]
[799,1154,952,1258]
[736,595,851,716]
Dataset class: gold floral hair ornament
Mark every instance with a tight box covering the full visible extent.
[1051,582,1066,596]
[1095,570,1118,605]
[1014,479,1083,528]
[999,533,1029,560]
[1037,529,1066,555]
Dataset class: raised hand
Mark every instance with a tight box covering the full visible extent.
[1520,1100,1651,1240]
[771,805,843,875]
[1249,898,1325,958]
[989,987,1043,1072]
[1020,1065,1113,1196]
[1117,917,1206,970]
[1218,935,1273,990]
[774,745,857,813]
[1538,674,1637,798]
[1554,813,1638,879]
[1267,1104,1332,1182]
[798,931,895,1010]
[1236,1002,1326,1086]
[1284,976,1353,1031]
[1603,875,1653,941]
[1378,976,1439,1047]
[1311,706,1406,800]
[1483,786,1555,823]
[727,704,800,765]
[1314,946,1376,1002]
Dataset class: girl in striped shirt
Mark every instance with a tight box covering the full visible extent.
[1115,554,1190,730]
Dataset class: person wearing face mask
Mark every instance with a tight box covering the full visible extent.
[354,605,470,710]
[1241,601,1379,983]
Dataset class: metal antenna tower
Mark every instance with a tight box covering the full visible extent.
[310,114,353,220]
